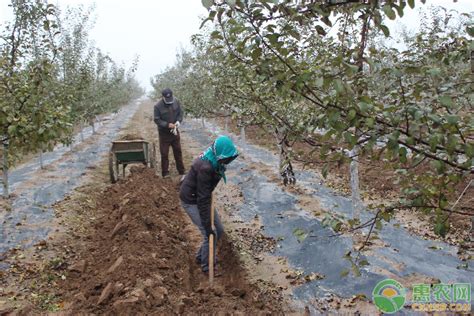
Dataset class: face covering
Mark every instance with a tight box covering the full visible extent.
[200,135,239,183]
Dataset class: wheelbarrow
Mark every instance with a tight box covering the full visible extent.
[108,140,156,183]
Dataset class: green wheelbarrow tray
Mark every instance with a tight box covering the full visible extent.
[109,139,156,183]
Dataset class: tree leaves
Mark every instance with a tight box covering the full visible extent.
[439,95,453,107]
[0,1,143,169]
[315,25,326,36]
[154,1,474,235]
[201,0,213,10]
[293,228,308,243]
[466,26,474,37]
[379,24,390,37]
[382,5,396,20]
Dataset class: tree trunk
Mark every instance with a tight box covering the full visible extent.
[471,217,474,242]
[240,125,246,144]
[80,121,84,142]
[350,147,363,220]
[201,118,205,128]
[274,127,296,185]
[350,11,370,221]
[2,141,9,198]
[39,148,44,170]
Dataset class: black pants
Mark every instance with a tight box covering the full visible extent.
[159,131,185,176]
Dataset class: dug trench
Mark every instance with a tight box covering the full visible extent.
[55,166,285,314]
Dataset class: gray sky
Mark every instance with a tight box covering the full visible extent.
[1,0,473,92]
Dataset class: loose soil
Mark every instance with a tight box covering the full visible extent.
[57,166,285,315]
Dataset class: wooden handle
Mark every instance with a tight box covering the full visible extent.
[210,193,215,230]
[209,194,215,285]
[209,234,214,285]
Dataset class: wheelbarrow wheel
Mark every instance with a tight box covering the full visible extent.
[109,151,118,183]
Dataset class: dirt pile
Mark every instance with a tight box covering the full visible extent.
[119,133,144,140]
[58,166,284,315]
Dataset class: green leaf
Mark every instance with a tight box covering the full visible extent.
[7,125,16,134]
[432,160,445,174]
[408,0,415,9]
[365,117,375,128]
[399,146,408,164]
[330,219,342,232]
[201,0,214,9]
[394,5,404,18]
[383,5,396,20]
[446,115,459,125]
[340,269,350,277]
[315,77,324,88]
[344,132,356,146]
[334,79,345,94]
[343,62,359,75]
[465,144,474,158]
[351,263,361,277]
[210,30,223,40]
[359,259,370,266]
[439,95,453,107]
[380,211,392,222]
[434,221,449,237]
[251,47,262,61]
[266,33,280,45]
[379,24,390,37]
[315,25,326,36]
[293,228,308,243]
[375,219,383,230]
[347,109,356,120]
[322,163,328,179]
[467,26,474,37]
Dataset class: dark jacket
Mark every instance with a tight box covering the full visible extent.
[153,99,183,134]
[180,158,221,235]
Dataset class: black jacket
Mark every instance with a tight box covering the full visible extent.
[180,158,221,235]
[153,99,183,134]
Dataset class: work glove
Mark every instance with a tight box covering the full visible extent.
[171,121,180,135]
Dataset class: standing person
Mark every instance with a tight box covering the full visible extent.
[154,88,186,178]
[179,135,239,273]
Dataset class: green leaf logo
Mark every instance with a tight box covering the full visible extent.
[372,279,406,314]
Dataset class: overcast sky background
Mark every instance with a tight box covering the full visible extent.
[1,0,473,92]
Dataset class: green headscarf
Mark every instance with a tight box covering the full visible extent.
[200,135,239,183]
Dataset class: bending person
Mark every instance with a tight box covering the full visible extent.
[179,135,239,273]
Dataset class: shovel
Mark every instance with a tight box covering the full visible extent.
[209,194,215,285]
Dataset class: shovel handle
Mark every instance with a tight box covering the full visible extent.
[209,194,215,285]
[209,234,214,285]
